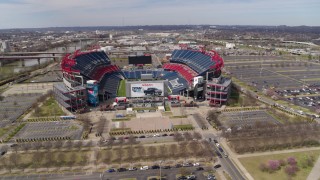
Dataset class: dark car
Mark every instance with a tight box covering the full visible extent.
[214,164,221,169]
[213,139,218,143]
[144,88,162,96]
[117,167,127,172]
[151,165,160,169]
[215,150,222,158]
[196,167,204,171]
[175,164,182,168]
[107,168,116,173]
[162,166,171,169]
[178,176,188,180]
[169,133,174,136]
[139,135,146,138]
[162,134,168,136]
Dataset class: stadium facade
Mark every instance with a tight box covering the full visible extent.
[54,47,231,112]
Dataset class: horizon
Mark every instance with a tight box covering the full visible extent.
[1,24,320,31]
[0,0,319,29]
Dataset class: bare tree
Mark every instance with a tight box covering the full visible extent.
[173,132,184,143]
[169,144,178,156]
[53,141,63,150]
[57,152,66,166]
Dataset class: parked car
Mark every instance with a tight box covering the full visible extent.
[214,164,221,169]
[140,166,149,170]
[117,167,127,172]
[106,168,116,173]
[193,162,200,166]
[196,167,204,171]
[162,166,171,169]
[175,164,182,168]
[128,167,137,171]
[139,135,146,138]
[182,163,192,167]
[151,165,160,169]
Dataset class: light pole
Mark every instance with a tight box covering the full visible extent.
[159,160,163,179]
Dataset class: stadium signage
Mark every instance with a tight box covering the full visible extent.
[129,82,164,97]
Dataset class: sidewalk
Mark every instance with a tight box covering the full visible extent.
[307,155,320,180]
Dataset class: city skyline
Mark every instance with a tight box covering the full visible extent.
[0,0,319,29]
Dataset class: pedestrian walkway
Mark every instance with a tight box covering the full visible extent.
[307,155,320,180]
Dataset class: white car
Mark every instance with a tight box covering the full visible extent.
[140,166,149,170]
[193,162,200,166]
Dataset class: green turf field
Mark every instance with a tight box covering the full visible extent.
[117,80,126,97]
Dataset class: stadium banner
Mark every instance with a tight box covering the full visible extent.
[130,82,164,97]
[87,80,99,106]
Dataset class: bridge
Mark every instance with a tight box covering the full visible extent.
[0,54,64,66]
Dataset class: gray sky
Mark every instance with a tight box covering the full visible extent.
[0,0,319,29]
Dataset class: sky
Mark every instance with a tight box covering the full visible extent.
[0,0,319,29]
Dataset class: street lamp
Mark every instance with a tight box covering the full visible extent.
[159,160,163,180]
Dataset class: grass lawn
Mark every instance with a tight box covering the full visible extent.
[0,127,10,138]
[31,96,65,117]
[239,150,320,180]
[117,80,126,97]
[173,124,193,129]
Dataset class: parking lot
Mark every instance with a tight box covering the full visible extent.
[14,121,83,141]
[220,110,281,127]
[0,93,42,127]
[225,58,320,90]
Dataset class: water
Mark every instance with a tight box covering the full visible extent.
[0,40,94,80]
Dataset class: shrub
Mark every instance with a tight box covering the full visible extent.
[287,157,297,166]
[285,165,299,176]
[268,160,280,172]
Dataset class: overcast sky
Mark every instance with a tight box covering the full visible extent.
[0,0,319,29]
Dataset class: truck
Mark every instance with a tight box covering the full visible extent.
[144,88,162,96]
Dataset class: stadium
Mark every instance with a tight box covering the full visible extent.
[53,47,231,112]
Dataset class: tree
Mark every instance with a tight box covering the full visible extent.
[127,135,136,146]
[43,141,53,151]
[68,153,77,168]
[57,152,66,166]
[169,144,178,156]
[103,150,112,164]
[44,152,54,169]
[184,132,192,141]
[147,146,157,160]
[173,132,184,143]
[53,141,63,149]
[65,140,73,150]
[137,145,146,159]
[9,153,20,168]
[32,152,44,170]
[21,143,30,152]
[73,141,83,150]
[193,132,202,140]
[32,142,42,151]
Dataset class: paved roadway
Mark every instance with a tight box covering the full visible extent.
[1,166,207,180]
[203,133,245,180]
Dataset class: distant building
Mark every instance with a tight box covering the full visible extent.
[0,40,11,53]
[226,43,235,49]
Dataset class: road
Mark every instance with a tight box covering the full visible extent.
[0,166,207,180]
[207,136,245,180]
